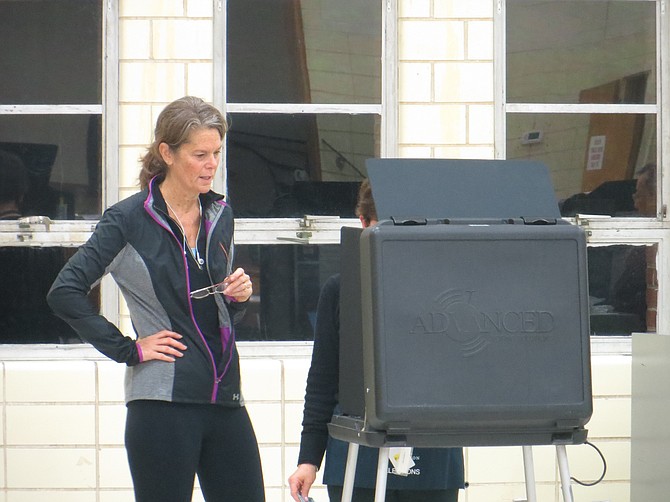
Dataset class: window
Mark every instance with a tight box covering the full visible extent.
[0,0,104,221]
[220,0,389,340]
[234,244,340,341]
[0,0,111,344]
[499,0,665,335]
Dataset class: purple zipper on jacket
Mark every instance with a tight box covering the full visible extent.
[144,179,232,404]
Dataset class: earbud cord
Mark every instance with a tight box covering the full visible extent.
[165,198,204,270]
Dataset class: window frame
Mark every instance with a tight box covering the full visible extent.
[0,0,119,329]
[495,0,669,336]
[211,0,396,341]
[209,0,393,342]
[213,0,396,210]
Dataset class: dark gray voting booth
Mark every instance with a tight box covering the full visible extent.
[330,159,592,501]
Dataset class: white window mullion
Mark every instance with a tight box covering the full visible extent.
[102,0,120,327]
[224,103,382,114]
[0,105,103,114]
[660,0,670,219]
[505,103,658,114]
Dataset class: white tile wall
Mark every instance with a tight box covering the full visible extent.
[283,403,305,444]
[282,359,311,401]
[120,0,184,18]
[98,492,135,502]
[5,405,95,445]
[399,104,467,144]
[6,448,96,489]
[119,20,151,60]
[186,0,213,18]
[118,105,153,147]
[434,62,494,102]
[592,355,632,396]
[246,402,283,444]
[6,492,95,502]
[4,361,96,403]
[259,446,284,488]
[467,104,495,145]
[119,62,186,103]
[240,359,283,402]
[468,446,529,484]
[98,447,133,489]
[572,482,631,502]
[434,0,494,19]
[467,21,494,60]
[152,20,212,60]
[399,63,432,102]
[0,449,4,490]
[589,398,632,438]
[465,483,555,502]
[98,404,127,445]
[186,63,214,102]
[97,362,127,403]
[118,147,144,190]
[399,0,431,18]
[575,440,631,481]
[399,20,465,60]
[0,353,635,501]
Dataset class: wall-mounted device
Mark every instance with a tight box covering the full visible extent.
[521,130,543,145]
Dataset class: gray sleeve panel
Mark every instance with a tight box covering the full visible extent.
[110,243,173,338]
[110,244,177,402]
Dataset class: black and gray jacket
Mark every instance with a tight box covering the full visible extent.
[47,177,246,407]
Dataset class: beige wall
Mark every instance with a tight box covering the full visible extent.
[398,0,494,160]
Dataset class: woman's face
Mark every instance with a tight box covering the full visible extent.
[161,127,223,196]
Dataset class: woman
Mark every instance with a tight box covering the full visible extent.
[48,96,265,501]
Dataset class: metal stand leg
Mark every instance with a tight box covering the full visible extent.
[341,443,360,502]
[522,446,538,502]
[556,445,574,502]
[374,447,390,502]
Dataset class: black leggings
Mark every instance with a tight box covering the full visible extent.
[125,400,265,502]
[327,485,459,502]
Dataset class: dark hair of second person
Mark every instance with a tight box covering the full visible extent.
[355,178,378,226]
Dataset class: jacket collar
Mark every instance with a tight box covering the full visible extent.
[144,176,225,218]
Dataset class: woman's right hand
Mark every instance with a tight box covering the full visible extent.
[288,463,317,501]
[136,330,187,362]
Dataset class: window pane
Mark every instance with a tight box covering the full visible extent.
[589,244,657,335]
[234,244,339,341]
[0,247,95,343]
[506,113,656,216]
[507,0,656,104]
[227,113,379,217]
[0,0,102,105]
[227,0,381,104]
[0,114,102,220]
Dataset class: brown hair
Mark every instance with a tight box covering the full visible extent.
[355,178,377,225]
[139,96,227,190]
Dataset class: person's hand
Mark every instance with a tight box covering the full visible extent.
[288,463,317,501]
[136,330,187,362]
[222,267,253,303]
